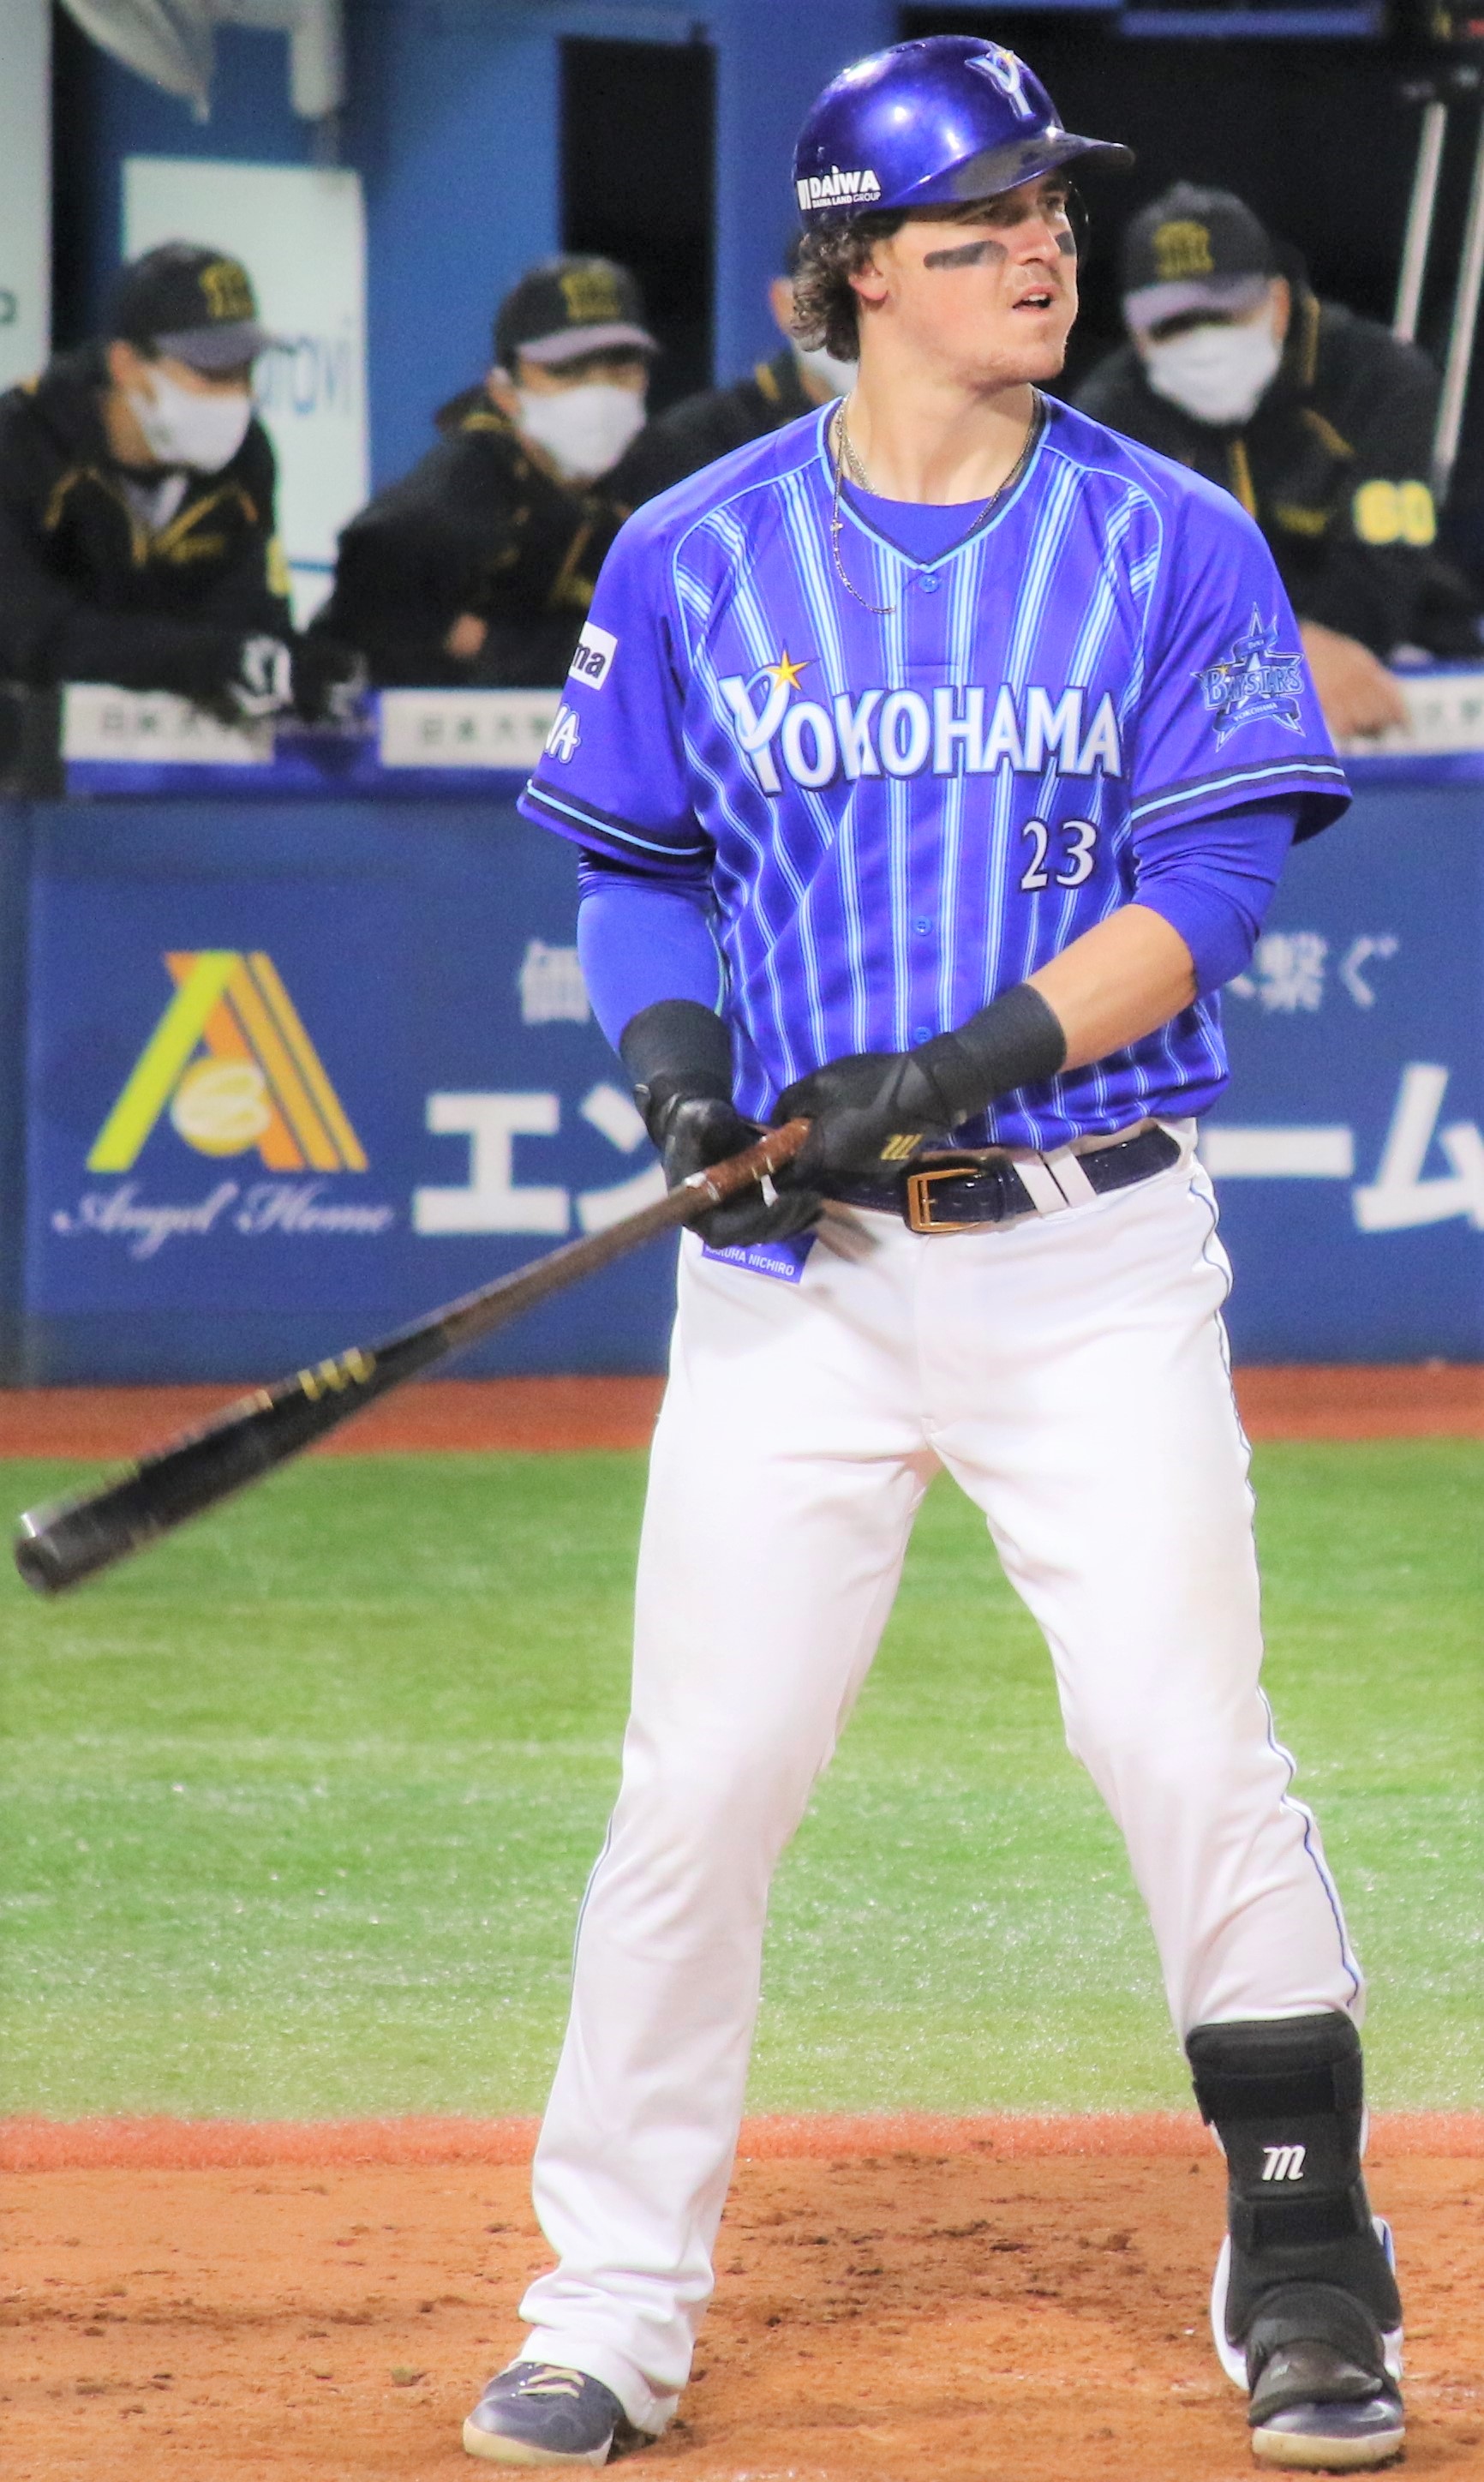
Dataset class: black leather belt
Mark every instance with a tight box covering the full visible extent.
[829,1124,1182,1232]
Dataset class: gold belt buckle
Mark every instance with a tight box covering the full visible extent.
[905,1166,971,1233]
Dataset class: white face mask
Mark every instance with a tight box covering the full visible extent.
[1141,313,1284,429]
[793,340,858,399]
[517,381,646,480]
[126,366,254,471]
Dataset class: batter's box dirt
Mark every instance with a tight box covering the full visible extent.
[2,2148,1478,2480]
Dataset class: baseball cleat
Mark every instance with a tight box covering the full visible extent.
[1210,2226,1404,2394]
[463,2361,650,2467]
[1210,2231,1405,2472]
[1249,2370,1405,2470]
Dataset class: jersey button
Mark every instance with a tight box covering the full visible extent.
[913,918,931,935]
[913,1026,931,1043]
[919,572,941,592]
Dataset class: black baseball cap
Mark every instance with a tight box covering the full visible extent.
[494,256,657,371]
[109,243,277,372]
[1121,184,1279,331]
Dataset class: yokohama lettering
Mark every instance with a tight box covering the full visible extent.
[717,673,1122,794]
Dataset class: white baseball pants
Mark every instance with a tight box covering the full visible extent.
[518,1143,1362,2431]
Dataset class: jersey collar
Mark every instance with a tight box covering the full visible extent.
[809,393,1050,573]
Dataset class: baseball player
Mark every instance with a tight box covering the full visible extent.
[464,36,1403,2473]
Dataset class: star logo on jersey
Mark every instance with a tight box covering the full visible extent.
[762,650,811,692]
[1196,610,1305,746]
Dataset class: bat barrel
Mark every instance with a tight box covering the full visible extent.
[13,1379,369,1595]
[12,1121,811,1596]
[16,1430,283,1595]
[16,1491,164,1596]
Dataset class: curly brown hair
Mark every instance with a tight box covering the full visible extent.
[787,213,907,363]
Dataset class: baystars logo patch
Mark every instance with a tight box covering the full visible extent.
[1198,609,1305,746]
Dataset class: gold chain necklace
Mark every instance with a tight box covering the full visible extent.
[827,394,1045,615]
[829,405,895,615]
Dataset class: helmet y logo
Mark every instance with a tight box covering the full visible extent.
[966,47,1038,121]
[88,952,368,1174]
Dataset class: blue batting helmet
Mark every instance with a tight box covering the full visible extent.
[793,36,1133,228]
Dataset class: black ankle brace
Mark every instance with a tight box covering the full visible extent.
[1185,2014,1401,2357]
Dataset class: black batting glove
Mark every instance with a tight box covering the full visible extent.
[774,1048,957,1187]
[661,1094,821,1248]
[775,984,1068,1188]
[289,633,368,724]
[620,998,823,1249]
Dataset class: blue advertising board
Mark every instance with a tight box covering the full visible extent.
[1207,782,1482,1360]
[19,799,677,1382]
[8,781,1483,1381]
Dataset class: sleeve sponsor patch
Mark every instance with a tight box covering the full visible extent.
[569,620,618,689]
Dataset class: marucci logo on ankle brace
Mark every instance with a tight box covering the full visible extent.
[1261,2146,1307,2182]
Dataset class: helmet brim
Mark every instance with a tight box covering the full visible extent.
[804,128,1141,223]
[880,129,1134,221]
[799,129,1136,226]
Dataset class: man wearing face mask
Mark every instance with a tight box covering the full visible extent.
[317,257,655,687]
[615,238,857,502]
[0,243,363,723]
[1075,183,1481,740]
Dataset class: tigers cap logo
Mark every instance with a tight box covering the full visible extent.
[197,257,257,324]
[1152,219,1215,283]
[559,265,624,324]
[88,951,367,1174]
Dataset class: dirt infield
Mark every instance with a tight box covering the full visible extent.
[3,2110,1480,2173]
[1,1364,1481,1460]
[4,2119,1479,2482]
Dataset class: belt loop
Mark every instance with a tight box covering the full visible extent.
[1012,1154,1071,1217]
[1041,1145,1098,1208]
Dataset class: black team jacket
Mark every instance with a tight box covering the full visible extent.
[316,393,633,688]
[0,345,291,700]
[617,348,818,503]
[1074,290,1480,657]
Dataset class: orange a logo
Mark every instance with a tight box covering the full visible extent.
[88,952,368,1173]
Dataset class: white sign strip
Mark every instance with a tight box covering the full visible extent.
[0,0,51,392]
[62,684,272,767]
[378,690,560,771]
[1335,666,1484,756]
[1200,1127,1355,1179]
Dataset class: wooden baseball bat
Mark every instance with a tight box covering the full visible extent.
[14,1120,809,1598]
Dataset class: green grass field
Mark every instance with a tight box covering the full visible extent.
[1,1443,1478,2119]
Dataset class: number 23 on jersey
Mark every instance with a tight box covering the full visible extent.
[1020,816,1098,890]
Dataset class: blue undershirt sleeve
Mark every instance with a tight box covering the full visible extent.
[576,849,725,1054]
[579,803,1297,1058]
[1131,799,1299,998]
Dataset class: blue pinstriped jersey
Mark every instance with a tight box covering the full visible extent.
[520,397,1348,1149]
